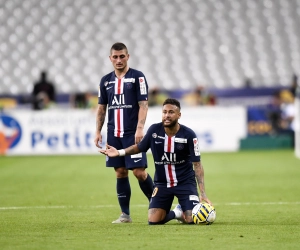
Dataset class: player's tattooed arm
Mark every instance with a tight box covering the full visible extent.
[137,100,148,130]
[138,100,148,111]
[125,144,141,155]
[135,100,148,144]
[96,104,107,133]
[194,161,208,200]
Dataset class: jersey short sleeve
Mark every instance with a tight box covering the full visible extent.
[134,71,148,102]
[187,128,201,162]
[98,73,112,105]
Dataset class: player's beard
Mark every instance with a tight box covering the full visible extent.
[163,119,177,128]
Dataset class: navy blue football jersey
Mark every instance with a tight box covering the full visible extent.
[98,68,148,137]
[137,122,201,188]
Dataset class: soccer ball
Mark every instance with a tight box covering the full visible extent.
[192,203,216,225]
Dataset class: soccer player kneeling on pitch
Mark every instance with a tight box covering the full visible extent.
[100,98,213,224]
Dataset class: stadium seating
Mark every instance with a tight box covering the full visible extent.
[1,0,300,95]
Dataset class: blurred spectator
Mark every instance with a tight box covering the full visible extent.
[280,89,295,147]
[290,74,298,98]
[244,78,253,88]
[206,93,217,105]
[182,86,205,106]
[35,92,56,109]
[32,71,56,110]
[148,87,169,107]
[267,91,282,134]
[71,93,88,108]
[267,89,295,139]
[280,90,295,132]
[70,92,98,109]
[182,86,216,106]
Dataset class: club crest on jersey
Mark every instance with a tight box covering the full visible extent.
[152,133,157,138]
[125,82,132,89]
[176,144,184,150]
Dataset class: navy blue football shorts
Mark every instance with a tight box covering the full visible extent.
[149,183,200,212]
[106,133,147,169]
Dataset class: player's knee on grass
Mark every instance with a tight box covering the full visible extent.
[148,221,164,225]
[148,208,166,223]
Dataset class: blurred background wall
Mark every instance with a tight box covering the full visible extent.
[0,0,299,155]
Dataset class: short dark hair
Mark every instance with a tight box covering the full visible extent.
[163,98,181,110]
[110,42,128,53]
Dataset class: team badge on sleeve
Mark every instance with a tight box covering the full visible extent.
[193,138,200,156]
[139,77,147,95]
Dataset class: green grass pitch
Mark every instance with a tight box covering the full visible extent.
[0,150,300,250]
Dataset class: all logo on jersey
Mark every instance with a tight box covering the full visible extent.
[112,94,125,105]
[161,152,176,162]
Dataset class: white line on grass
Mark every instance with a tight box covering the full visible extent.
[224,201,300,205]
[0,202,300,210]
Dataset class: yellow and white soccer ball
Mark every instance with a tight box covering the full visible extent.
[192,202,216,225]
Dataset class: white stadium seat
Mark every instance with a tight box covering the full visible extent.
[0,0,300,94]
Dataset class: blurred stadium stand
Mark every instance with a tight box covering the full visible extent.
[0,0,300,101]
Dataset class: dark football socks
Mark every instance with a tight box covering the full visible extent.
[116,177,131,215]
[138,174,154,201]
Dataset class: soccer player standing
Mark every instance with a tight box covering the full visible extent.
[94,42,154,223]
[100,98,212,224]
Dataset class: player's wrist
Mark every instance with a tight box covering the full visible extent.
[117,149,126,156]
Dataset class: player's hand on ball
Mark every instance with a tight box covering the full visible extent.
[200,197,213,206]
